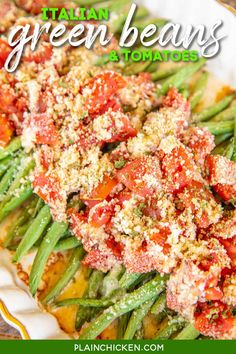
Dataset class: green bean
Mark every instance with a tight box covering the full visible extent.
[117,313,130,339]
[124,297,156,339]
[151,291,166,315]
[214,133,233,145]
[223,137,234,160]
[43,246,85,304]
[119,272,142,290]
[198,121,234,135]
[174,323,200,340]
[0,156,13,178]
[3,197,38,247]
[101,264,124,297]
[0,137,21,161]
[154,316,186,339]
[189,71,208,110]
[79,273,168,339]
[133,18,167,31]
[124,61,152,76]
[54,237,81,252]
[0,185,33,223]
[211,105,236,122]
[179,83,190,99]
[193,94,235,122]
[146,62,160,74]
[0,154,22,197]
[0,157,35,209]
[212,139,231,156]
[0,164,17,197]
[56,298,113,308]
[152,66,183,82]
[76,270,105,330]
[157,58,206,96]
[4,211,30,248]
[29,221,68,296]
[13,205,52,263]
[31,198,44,218]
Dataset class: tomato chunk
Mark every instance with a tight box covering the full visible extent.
[220,236,236,265]
[182,127,215,164]
[82,71,126,117]
[117,156,162,197]
[0,86,16,115]
[105,237,124,260]
[33,172,60,204]
[29,113,59,146]
[149,226,171,255]
[89,203,114,228]
[68,208,88,239]
[0,39,11,68]
[81,175,118,201]
[213,184,236,202]
[161,145,196,193]
[205,155,236,186]
[0,114,14,147]
[163,87,190,115]
[94,111,137,143]
[194,301,234,338]
[177,181,221,228]
[24,43,52,64]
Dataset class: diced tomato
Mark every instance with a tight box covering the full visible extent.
[220,236,236,265]
[177,181,221,228]
[95,98,123,117]
[205,287,223,301]
[149,226,170,247]
[142,198,161,220]
[205,155,236,186]
[39,146,54,170]
[75,121,101,151]
[24,43,52,64]
[0,114,14,147]
[182,127,215,164]
[117,156,162,197]
[83,199,101,209]
[124,240,154,273]
[82,248,118,272]
[0,86,16,115]
[204,274,223,300]
[0,39,11,68]
[81,175,118,201]
[209,210,236,239]
[29,113,59,146]
[149,226,171,255]
[33,172,61,204]
[68,208,88,239]
[163,87,190,115]
[115,190,133,206]
[0,1,13,27]
[199,253,220,272]
[213,183,236,202]
[194,301,234,338]
[16,0,49,14]
[82,71,126,117]
[161,145,196,194]
[95,111,137,144]
[89,203,114,228]
[105,237,124,259]
[38,90,55,114]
